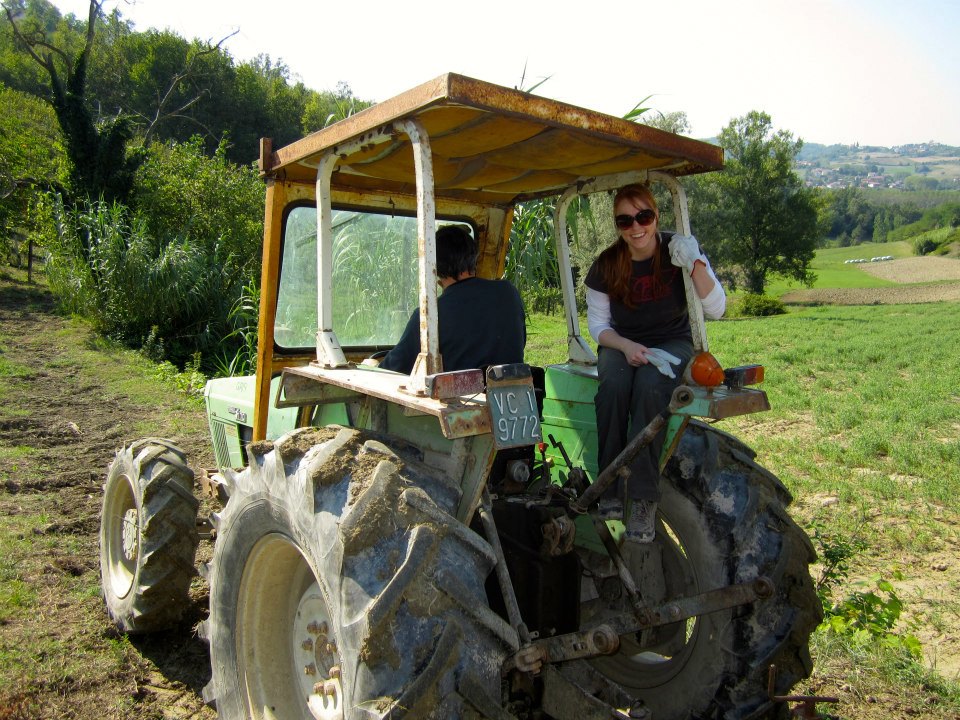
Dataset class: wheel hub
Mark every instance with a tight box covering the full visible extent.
[294,582,342,720]
[103,473,139,600]
[121,508,139,562]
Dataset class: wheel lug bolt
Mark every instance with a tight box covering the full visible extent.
[301,639,314,651]
[306,620,329,636]
[304,663,317,676]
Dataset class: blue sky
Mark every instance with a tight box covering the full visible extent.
[51,0,960,147]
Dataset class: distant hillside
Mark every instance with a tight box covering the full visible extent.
[795,142,960,191]
[798,142,960,162]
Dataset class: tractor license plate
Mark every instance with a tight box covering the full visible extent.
[487,365,542,448]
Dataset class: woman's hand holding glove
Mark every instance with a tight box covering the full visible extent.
[668,234,706,272]
[644,347,682,379]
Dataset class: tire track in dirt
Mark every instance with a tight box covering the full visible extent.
[0,272,215,719]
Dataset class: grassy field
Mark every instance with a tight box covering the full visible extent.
[528,295,960,716]
[3,260,959,718]
[0,270,217,719]
[763,240,911,296]
[528,302,960,548]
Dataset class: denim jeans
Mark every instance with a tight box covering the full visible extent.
[594,337,694,502]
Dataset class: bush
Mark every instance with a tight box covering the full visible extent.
[737,293,787,317]
[913,236,938,255]
[506,198,561,313]
[130,136,264,280]
[0,87,68,267]
[911,226,957,256]
[522,286,563,315]
[812,526,922,659]
[41,137,266,369]
[44,196,242,367]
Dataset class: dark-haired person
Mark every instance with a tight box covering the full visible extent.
[585,184,726,543]
[379,224,526,374]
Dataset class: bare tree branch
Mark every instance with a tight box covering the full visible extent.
[141,29,237,145]
[3,3,64,71]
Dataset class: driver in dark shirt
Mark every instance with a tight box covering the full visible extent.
[378,224,526,374]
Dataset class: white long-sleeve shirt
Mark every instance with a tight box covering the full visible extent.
[586,256,726,345]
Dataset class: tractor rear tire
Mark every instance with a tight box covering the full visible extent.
[99,438,199,633]
[585,421,821,720]
[202,426,518,720]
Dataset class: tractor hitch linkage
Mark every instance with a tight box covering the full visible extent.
[505,576,774,674]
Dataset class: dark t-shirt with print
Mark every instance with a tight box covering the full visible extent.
[585,240,691,347]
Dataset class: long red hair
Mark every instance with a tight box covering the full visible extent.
[595,184,663,307]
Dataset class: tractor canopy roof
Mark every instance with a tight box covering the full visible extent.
[260,73,723,206]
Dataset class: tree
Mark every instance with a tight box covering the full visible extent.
[0,84,67,262]
[904,174,939,192]
[690,111,821,294]
[87,21,238,149]
[302,81,374,133]
[2,0,141,203]
[642,110,692,136]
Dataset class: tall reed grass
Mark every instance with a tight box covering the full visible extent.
[44,196,242,366]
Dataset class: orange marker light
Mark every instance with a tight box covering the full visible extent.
[690,352,725,387]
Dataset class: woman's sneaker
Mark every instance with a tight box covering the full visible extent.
[597,498,623,522]
[624,499,657,544]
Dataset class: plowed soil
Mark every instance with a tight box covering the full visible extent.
[782,256,960,305]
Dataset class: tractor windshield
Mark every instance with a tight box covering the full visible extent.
[276,206,421,350]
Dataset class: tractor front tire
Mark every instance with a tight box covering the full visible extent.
[99,438,200,633]
[202,426,518,720]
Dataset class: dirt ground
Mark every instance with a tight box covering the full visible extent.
[0,268,958,719]
[858,256,960,283]
[0,271,216,720]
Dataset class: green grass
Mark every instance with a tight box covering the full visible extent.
[528,301,960,555]
[525,313,571,366]
[713,305,959,530]
[529,301,960,712]
[0,446,36,461]
[764,240,913,296]
[0,338,32,407]
[0,355,31,379]
[0,513,47,621]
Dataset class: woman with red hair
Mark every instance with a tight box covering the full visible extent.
[585,184,726,543]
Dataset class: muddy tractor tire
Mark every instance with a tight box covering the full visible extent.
[99,438,200,633]
[202,426,518,720]
[584,421,821,720]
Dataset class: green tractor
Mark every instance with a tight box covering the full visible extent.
[99,74,821,719]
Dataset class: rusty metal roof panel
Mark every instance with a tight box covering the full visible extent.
[265,73,723,204]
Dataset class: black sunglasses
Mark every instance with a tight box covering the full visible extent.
[614,209,657,230]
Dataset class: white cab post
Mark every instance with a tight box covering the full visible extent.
[395,118,440,395]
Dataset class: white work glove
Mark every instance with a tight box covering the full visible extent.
[668,234,706,272]
[645,347,681,379]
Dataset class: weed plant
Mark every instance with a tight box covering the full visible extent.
[735,293,787,316]
[506,198,561,309]
[43,196,241,367]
